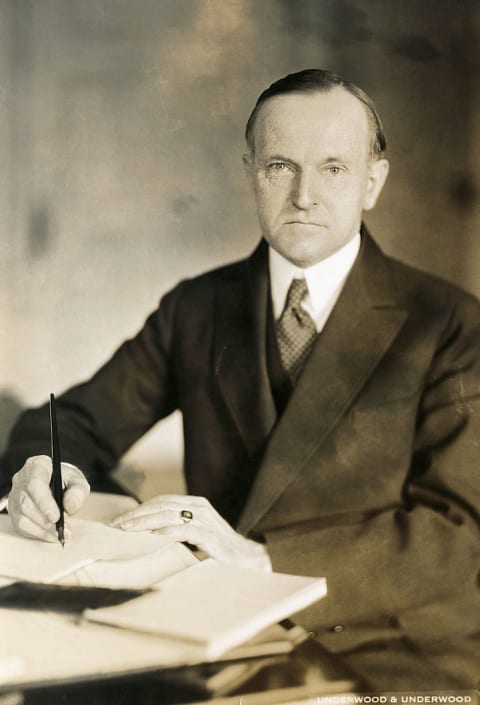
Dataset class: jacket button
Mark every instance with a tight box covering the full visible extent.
[332,625,344,633]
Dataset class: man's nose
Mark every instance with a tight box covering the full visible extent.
[291,169,320,210]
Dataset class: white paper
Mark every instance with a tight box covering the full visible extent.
[86,558,327,658]
[0,514,187,583]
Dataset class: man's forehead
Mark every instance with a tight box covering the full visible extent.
[252,88,370,155]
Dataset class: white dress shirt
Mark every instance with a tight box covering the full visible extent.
[269,234,361,333]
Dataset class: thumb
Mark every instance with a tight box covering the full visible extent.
[61,464,90,515]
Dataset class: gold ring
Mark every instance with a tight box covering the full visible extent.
[180,509,193,523]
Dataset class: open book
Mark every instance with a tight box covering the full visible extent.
[0,493,196,585]
[84,558,327,659]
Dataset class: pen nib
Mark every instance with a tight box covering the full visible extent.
[58,526,65,548]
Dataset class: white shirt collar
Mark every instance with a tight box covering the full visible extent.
[269,233,361,332]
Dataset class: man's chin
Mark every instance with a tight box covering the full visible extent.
[272,232,333,267]
[267,225,355,266]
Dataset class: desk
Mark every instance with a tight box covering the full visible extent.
[0,493,360,704]
[1,594,359,704]
[1,638,358,705]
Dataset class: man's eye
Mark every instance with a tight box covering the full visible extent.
[266,162,292,173]
[326,165,343,175]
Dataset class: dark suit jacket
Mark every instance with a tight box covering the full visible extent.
[2,230,480,684]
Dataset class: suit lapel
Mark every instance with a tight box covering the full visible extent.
[214,242,277,458]
[237,233,408,534]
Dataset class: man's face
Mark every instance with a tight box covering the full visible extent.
[243,88,389,267]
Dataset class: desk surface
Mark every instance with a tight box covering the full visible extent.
[0,493,358,703]
[1,606,357,704]
[5,639,357,705]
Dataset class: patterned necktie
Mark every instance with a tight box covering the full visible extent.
[276,278,317,384]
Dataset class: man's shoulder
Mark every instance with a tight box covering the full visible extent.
[378,245,480,331]
[164,243,264,299]
[386,249,478,305]
[185,253,254,286]
[142,244,264,330]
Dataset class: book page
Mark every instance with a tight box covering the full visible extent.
[74,491,139,523]
[59,540,197,589]
[85,559,327,659]
[0,498,196,587]
[0,608,302,689]
[0,607,204,688]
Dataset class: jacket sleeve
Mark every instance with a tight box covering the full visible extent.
[0,288,180,494]
[263,293,480,645]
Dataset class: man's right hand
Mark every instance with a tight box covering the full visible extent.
[7,455,90,542]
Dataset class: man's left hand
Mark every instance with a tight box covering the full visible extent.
[111,494,272,572]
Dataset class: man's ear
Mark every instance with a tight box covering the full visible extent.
[363,158,389,211]
[242,152,254,189]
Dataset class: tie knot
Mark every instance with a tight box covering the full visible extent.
[286,278,309,309]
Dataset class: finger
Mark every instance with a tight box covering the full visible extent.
[23,455,52,483]
[153,524,192,544]
[111,499,207,526]
[115,509,186,531]
[15,516,72,544]
[111,496,229,535]
[152,497,232,531]
[111,504,165,526]
[61,465,90,514]
[153,522,230,557]
[12,513,59,543]
[25,474,60,524]
[181,523,215,550]
[12,491,54,530]
[143,494,212,508]
[146,500,223,526]
[11,456,59,523]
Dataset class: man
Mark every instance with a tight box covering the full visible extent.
[1,70,479,690]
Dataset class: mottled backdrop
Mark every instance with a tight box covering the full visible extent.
[0,0,478,487]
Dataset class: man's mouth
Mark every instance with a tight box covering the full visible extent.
[286,220,323,226]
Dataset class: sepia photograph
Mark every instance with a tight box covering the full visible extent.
[0,1,479,703]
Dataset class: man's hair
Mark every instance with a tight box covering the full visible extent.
[245,68,387,160]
